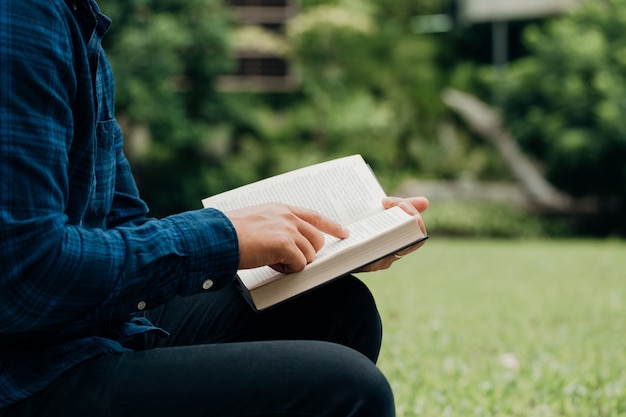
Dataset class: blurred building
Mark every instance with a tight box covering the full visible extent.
[455,0,580,68]
[218,0,581,91]
[459,0,579,23]
[217,0,299,92]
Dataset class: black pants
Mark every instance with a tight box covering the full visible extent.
[2,276,394,417]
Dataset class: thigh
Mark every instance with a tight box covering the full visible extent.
[3,340,395,417]
[136,275,383,362]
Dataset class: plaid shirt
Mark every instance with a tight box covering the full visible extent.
[0,0,239,407]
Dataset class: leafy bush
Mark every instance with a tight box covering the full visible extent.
[102,0,242,215]
[100,0,508,217]
[500,0,626,205]
[422,201,573,238]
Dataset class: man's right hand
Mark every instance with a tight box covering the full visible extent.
[224,203,349,274]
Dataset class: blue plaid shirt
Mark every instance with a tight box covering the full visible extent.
[0,0,239,407]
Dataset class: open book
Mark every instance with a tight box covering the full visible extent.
[201,154,428,311]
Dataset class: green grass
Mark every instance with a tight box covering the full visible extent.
[359,238,626,417]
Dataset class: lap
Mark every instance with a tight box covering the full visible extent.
[133,275,383,362]
[1,276,393,417]
[18,340,392,417]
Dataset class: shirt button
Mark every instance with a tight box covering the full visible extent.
[202,279,214,290]
[137,301,147,311]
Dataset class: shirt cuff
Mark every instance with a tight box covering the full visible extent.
[168,208,240,294]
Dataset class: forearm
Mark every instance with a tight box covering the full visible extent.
[0,208,239,334]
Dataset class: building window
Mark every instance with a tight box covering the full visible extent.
[218,0,299,92]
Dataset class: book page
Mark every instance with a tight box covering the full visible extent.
[238,206,414,290]
[202,155,386,223]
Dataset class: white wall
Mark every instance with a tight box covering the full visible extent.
[460,0,579,22]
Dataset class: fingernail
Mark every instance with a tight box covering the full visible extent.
[399,202,414,212]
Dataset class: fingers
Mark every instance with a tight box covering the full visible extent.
[284,198,429,274]
[290,206,350,240]
[274,206,348,272]
[356,239,428,273]
[354,196,430,274]
[383,196,428,235]
[290,218,327,264]
[393,239,427,258]
[382,196,429,213]
[227,203,348,273]
[231,199,429,276]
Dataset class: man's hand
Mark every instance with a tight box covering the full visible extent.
[357,196,429,272]
[225,203,349,274]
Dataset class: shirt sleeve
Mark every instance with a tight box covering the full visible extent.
[0,0,240,335]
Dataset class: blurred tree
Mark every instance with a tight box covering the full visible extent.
[248,0,502,181]
[499,0,626,212]
[101,0,509,218]
[102,0,243,216]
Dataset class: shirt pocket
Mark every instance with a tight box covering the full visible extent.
[92,119,119,218]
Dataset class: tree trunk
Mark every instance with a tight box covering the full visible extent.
[442,88,576,212]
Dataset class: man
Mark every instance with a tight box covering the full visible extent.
[0,0,429,416]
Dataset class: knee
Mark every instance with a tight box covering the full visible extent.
[338,276,384,361]
[347,363,395,417]
[319,343,395,417]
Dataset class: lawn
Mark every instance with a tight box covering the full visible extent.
[359,238,626,417]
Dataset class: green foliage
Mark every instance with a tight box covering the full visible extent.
[99,0,626,237]
[102,0,240,215]
[100,0,513,218]
[104,0,233,133]
[237,0,506,183]
[100,0,510,217]
[283,0,448,172]
[500,0,626,202]
[363,238,626,416]
[422,201,572,238]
